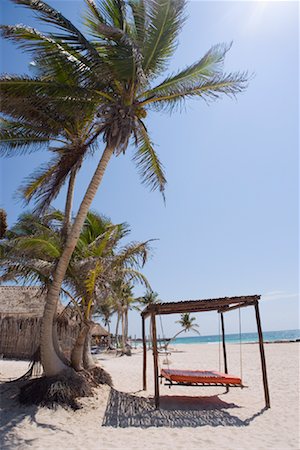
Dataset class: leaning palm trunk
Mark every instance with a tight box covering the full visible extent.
[61,169,77,240]
[83,330,96,370]
[41,144,114,376]
[71,324,89,371]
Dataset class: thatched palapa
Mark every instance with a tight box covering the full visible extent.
[90,322,109,346]
[0,286,78,359]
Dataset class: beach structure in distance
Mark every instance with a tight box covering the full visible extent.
[141,294,270,409]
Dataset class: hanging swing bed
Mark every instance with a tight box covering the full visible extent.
[141,295,270,409]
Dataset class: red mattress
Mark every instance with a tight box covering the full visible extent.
[161,368,242,385]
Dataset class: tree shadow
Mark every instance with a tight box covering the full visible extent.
[0,381,73,449]
[102,388,267,428]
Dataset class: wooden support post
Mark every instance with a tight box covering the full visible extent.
[220,312,229,393]
[151,312,160,408]
[220,313,228,374]
[142,316,147,390]
[254,301,270,408]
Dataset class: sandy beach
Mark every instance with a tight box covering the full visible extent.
[1,342,299,450]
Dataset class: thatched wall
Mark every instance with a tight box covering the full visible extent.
[0,316,79,359]
[0,286,79,360]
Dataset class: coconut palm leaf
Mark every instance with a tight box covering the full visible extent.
[20,147,86,213]
[142,0,186,75]
[121,267,150,287]
[0,118,51,156]
[141,71,249,112]
[84,0,126,36]
[11,0,102,64]
[0,25,97,84]
[140,43,234,99]
[129,0,146,46]
[113,239,152,269]
[133,119,166,197]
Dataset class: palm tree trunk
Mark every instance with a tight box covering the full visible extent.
[41,144,114,376]
[52,322,69,366]
[83,330,96,370]
[71,324,88,371]
[115,311,120,348]
[121,310,125,350]
[107,321,112,348]
[165,330,185,349]
[61,169,77,240]
[125,309,128,342]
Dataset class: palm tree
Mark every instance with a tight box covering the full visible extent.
[96,297,114,349]
[167,313,200,347]
[138,289,160,308]
[161,312,200,352]
[0,0,248,376]
[0,209,151,368]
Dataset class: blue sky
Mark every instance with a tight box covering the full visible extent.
[0,1,299,337]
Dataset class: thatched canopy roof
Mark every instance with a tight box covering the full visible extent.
[91,322,109,336]
[141,295,261,318]
[0,285,65,318]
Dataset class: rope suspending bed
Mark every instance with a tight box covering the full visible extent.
[141,295,270,409]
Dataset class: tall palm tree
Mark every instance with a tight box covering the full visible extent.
[0,0,248,376]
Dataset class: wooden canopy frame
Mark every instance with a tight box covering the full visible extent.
[141,294,270,409]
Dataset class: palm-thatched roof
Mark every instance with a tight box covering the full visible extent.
[0,285,64,318]
[90,322,109,337]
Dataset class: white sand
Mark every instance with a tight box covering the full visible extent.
[0,342,299,450]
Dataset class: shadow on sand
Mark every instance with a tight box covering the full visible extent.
[0,381,72,450]
[102,388,267,428]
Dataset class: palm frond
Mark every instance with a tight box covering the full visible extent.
[13,236,61,259]
[122,267,150,288]
[84,1,145,84]
[85,0,126,31]
[11,0,104,68]
[129,0,146,46]
[133,120,166,198]
[140,43,233,99]
[141,71,249,112]
[85,261,102,298]
[20,144,87,213]
[115,239,153,269]
[142,0,186,75]
[0,25,97,85]
[0,118,50,156]
[84,0,126,38]
[0,75,101,104]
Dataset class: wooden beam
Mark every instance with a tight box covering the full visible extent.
[151,312,160,408]
[254,301,270,408]
[141,296,260,318]
[142,315,147,390]
[220,312,229,393]
[218,301,256,314]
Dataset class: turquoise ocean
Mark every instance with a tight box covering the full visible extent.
[172,329,300,345]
